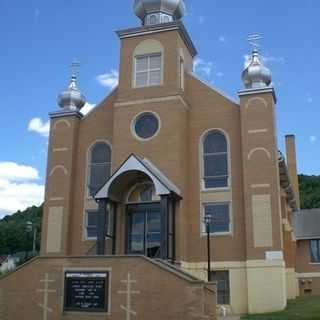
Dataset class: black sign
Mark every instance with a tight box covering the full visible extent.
[64,272,108,312]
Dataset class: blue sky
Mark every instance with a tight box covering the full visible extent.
[0,0,319,216]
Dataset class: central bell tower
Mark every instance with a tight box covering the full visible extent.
[111,0,197,261]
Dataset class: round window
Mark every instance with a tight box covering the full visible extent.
[133,112,160,140]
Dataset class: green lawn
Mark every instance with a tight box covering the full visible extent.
[241,296,320,320]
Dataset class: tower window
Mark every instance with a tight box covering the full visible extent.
[135,53,162,88]
[88,142,112,197]
[203,131,229,189]
[149,14,158,25]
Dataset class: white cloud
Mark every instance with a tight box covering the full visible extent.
[263,55,285,64]
[218,35,226,43]
[310,136,317,143]
[81,102,96,116]
[243,54,251,68]
[243,53,285,68]
[97,70,119,89]
[0,162,39,181]
[28,117,50,137]
[198,15,205,24]
[34,8,40,18]
[194,58,213,77]
[0,162,44,216]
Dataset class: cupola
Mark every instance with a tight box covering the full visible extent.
[57,62,86,111]
[242,48,272,89]
[133,0,186,26]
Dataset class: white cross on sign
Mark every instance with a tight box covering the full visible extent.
[118,273,140,320]
[37,273,56,320]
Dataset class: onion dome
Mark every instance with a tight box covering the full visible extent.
[242,49,272,89]
[57,66,86,111]
[133,0,186,25]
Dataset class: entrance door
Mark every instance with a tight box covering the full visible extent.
[127,203,161,258]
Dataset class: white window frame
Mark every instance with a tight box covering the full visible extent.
[201,202,232,236]
[200,129,231,192]
[134,53,162,88]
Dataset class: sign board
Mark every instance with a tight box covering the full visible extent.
[64,272,108,312]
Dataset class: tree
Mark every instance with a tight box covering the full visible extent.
[299,175,320,209]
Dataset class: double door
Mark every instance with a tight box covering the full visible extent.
[127,202,161,258]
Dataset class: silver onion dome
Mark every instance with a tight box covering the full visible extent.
[242,49,272,89]
[57,73,86,111]
[133,0,186,25]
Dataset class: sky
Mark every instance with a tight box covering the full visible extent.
[0,0,319,217]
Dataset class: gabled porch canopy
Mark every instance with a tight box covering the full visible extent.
[95,154,181,202]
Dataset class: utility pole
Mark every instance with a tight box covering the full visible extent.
[26,221,37,257]
[204,214,212,282]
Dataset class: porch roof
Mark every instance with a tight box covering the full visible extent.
[293,209,320,240]
[95,154,181,201]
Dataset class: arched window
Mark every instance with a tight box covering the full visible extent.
[127,183,160,203]
[88,142,112,197]
[203,131,229,189]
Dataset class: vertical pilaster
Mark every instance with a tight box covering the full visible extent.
[40,110,82,256]
[160,195,169,260]
[97,199,108,255]
[239,87,287,313]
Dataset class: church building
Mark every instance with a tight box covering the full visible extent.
[1,0,316,318]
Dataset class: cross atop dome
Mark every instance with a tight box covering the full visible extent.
[133,0,186,26]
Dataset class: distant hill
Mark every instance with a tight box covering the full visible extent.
[0,205,42,256]
[299,174,320,210]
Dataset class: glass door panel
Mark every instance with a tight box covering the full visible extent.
[127,203,161,258]
[146,211,161,258]
[128,211,144,254]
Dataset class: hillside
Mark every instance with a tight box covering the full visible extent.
[0,205,42,256]
[299,174,320,209]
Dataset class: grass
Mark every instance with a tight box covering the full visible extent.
[241,296,320,320]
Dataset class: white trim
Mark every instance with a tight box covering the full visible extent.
[248,129,268,134]
[53,147,69,152]
[297,273,320,278]
[114,95,188,108]
[131,111,161,142]
[245,96,268,109]
[52,119,71,130]
[248,147,271,160]
[251,184,270,189]
[49,165,68,176]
